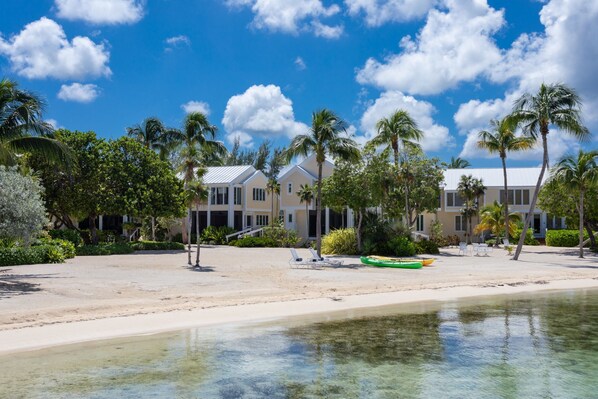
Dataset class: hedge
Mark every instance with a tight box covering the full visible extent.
[34,238,76,259]
[0,245,65,266]
[49,229,84,247]
[415,239,440,255]
[130,241,185,251]
[546,230,589,247]
[76,243,134,256]
[230,237,278,248]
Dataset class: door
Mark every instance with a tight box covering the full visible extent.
[286,211,295,231]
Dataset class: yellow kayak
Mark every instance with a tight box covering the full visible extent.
[370,255,435,266]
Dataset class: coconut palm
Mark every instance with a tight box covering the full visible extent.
[510,83,589,260]
[367,110,423,225]
[185,174,209,267]
[474,201,521,245]
[446,156,471,169]
[477,117,535,242]
[550,150,598,258]
[457,175,486,243]
[297,184,314,237]
[0,78,71,167]
[172,112,226,265]
[284,109,359,256]
[266,178,281,225]
[126,117,175,161]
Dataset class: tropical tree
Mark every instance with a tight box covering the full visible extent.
[549,150,598,258]
[284,109,360,256]
[446,156,471,169]
[126,117,175,160]
[296,184,314,239]
[510,83,590,260]
[266,178,281,225]
[474,201,521,245]
[0,78,71,167]
[478,117,535,242]
[457,175,486,243]
[185,174,209,267]
[171,112,226,265]
[367,110,423,225]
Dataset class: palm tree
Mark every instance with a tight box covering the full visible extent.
[474,201,521,245]
[284,109,359,256]
[446,156,471,169]
[367,110,423,225]
[172,112,226,265]
[457,175,486,243]
[185,177,209,267]
[550,150,598,258]
[297,184,314,236]
[126,117,175,161]
[510,83,589,260]
[477,117,535,243]
[0,78,71,167]
[266,178,281,225]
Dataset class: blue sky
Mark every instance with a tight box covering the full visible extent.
[1,0,596,167]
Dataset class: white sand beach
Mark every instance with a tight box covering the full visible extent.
[0,245,597,354]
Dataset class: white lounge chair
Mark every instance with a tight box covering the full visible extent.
[289,248,322,268]
[458,242,468,256]
[309,248,343,266]
[502,238,510,247]
[474,243,491,256]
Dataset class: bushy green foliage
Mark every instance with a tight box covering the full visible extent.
[322,228,358,255]
[76,243,134,256]
[262,224,301,248]
[200,225,236,244]
[414,239,440,255]
[34,238,76,259]
[0,245,65,266]
[546,230,589,247]
[512,227,540,245]
[130,241,185,251]
[485,239,496,246]
[0,166,47,244]
[230,236,278,247]
[49,229,84,247]
[388,236,416,257]
[79,229,120,244]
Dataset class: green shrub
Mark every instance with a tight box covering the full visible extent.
[545,230,589,247]
[231,236,278,247]
[262,225,302,248]
[512,227,540,245]
[79,229,119,244]
[34,238,76,259]
[388,236,416,257]
[49,229,84,247]
[414,239,440,255]
[322,228,357,255]
[173,233,198,244]
[130,241,185,251]
[76,243,134,256]
[200,226,236,244]
[0,245,64,266]
[485,239,496,246]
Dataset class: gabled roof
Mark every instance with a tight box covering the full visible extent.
[443,168,545,191]
[278,164,316,181]
[277,153,334,181]
[203,165,256,185]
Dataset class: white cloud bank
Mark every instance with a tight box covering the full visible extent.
[181,101,211,115]
[55,0,145,25]
[345,0,438,26]
[0,17,111,80]
[222,84,309,148]
[226,0,343,38]
[57,83,100,103]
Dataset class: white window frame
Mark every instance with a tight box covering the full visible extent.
[256,215,269,226]
[446,192,464,209]
[499,189,530,206]
[416,214,424,232]
[287,182,293,194]
[455,215,466,231]
[253,188,266,201]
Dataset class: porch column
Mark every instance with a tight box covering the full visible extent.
[228,184,234,228]
[325,207,330,234]
[98,215,104,231]
[207,186,211,227]
[347,208,354,228]
[540,212,547,237]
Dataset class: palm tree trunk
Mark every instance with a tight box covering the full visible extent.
[514,132,548,260]
[356,210,363,252]
[89,215,98,245]
[195,203,201,267]
[271,193,274,226]
[579,189,584,258]
[151,216,156,241]
[305,202,309,241]
[187,207,192,265]
[501,156,509,242]
[316,162,323,257]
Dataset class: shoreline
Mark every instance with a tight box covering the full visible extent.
[1,277,597,356]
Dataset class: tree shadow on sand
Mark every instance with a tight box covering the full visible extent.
[0,271,51,299]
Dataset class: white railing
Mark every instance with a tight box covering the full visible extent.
[128,228,140,242]
[239,227,264,238]
[225,227,253,242]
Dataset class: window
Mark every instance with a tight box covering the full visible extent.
[455,215,466,231]
[416,215,424,232]
[499,189,530,205]
[210,187,229,205]
[256,215,269,226]
[287,182,293,194]
[288,213,293,223]
[234,187,242,205]
[446,192,464,207]
[253,188,266,201]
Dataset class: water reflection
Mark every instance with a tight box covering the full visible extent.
[1,290,597,398]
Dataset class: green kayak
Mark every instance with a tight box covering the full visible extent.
[360,256,423,269]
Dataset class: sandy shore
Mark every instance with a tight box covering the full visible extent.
[0,245,597,354]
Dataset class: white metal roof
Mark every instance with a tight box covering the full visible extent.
[202,165,256,185]
[443,168,545,191]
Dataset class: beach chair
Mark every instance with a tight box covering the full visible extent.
[289,248,322,268]
[502,238,510,247]
[308,247,343,266]
[458,242,468,256]
[474,243,490,256]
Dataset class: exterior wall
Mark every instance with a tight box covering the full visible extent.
[279,169,314,209]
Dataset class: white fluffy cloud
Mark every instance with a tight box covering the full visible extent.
[0,17,111,80]
[165,35,191,51]
[222,84,309,148]
[356,0,504,95]
[226,0,343,38]
[55,0,145,25]
[358,91,454,152]
[181,101,211,115]
[345,0,438,26]
[57,83,100,103]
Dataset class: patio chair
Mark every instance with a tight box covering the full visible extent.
[458,242,468,256]
[308,247,343,266]
[289,248,322,269]
[474,243,490,256]
[502,238,510,247]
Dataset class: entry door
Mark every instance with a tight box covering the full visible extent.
[286,211,295,231]
[246,215,252,229]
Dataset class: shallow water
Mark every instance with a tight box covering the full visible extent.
[2,289,598,398]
